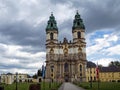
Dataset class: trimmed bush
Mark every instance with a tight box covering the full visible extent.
[29,83,40,90]
[83,85,90,89]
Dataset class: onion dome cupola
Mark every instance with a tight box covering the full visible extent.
[46,13,58,31]
[72,11,85,30]
[46,13,58,44]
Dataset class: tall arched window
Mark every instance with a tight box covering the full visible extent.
[77,32,81,38]
[50,33,53,40]
[64,63,68,72]
[51,66,54,72]
[80,65,82,71]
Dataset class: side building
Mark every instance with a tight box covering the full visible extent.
[1,73,28,84]
[86,61,97,82]
[45,11,87,82]
[99,66,120,82]
[86,61,120,82]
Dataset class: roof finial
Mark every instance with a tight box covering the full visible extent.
[51,12,53,15]
[76,10,79,14]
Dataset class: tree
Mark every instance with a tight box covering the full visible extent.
[37,69,42,76]
[109,61,120,67]
[27,74,31,78]
[32,74,37,79]
[98,64,103,68]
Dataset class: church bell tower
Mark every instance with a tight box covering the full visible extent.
[46,13,58,44]
[45,13,58,81]
[72,11,85,43]
[72,11,87,82]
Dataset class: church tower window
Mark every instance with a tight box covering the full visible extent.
[50,33,54,40]
[77,32,81,38]
[77,22,80,25]
[51,23,53,27]
[51,66,54,72]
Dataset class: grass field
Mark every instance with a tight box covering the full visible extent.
[77,82,120,90]
[0,82,61,90]
[1,82,120,90]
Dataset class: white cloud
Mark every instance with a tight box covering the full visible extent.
[87,31,119,56]
[0,44,46,59]
[86,30,120,67]
[0,43,45,74]
[54,2,76,24]
[1,68,35,75]
[106,45,120,55]
[92,58,117,66]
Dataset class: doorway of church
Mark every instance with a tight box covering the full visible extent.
[64,75,69,82]
[39,78,41,82]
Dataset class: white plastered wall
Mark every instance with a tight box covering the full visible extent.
[81,32,85,38]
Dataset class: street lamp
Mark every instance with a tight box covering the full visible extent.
[16,72,18,90]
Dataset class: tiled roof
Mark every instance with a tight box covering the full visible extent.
[99,66,120,72]
[87,61,96,68]
[6,73,12,75]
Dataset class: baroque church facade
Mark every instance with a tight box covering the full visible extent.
[45,11,87,82]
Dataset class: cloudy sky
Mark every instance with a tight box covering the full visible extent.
[0,0,120,75]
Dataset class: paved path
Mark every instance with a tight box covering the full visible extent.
[58,82,86,90]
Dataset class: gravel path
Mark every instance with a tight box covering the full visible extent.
[58,82,86,90]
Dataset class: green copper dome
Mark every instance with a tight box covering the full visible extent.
[46,13,58,31]
[72,11,85,30]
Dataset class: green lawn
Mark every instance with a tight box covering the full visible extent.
[77,82,120,90]
[0,83,30,90]
[0,82,61,90]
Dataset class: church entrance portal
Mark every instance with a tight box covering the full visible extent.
[64,63,69,82]
[65,75,69,82]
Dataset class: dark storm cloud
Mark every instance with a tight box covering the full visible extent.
[81,0,120,32]
[0,20,46,52]
[50,0,120,32]
[0,0,119,49]
[58,19,73,41]
[50,0,67,4]
[83,0,120,32]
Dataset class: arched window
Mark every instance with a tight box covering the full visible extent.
[80,65,82,71]
[94,76,96,81]
[64,63,68,72]
[51,23,53,27]
[50,33,53,40]
[80,73,82,76]
[77,22,80,25]
[51,66,54,72]
[77,32,81,38]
